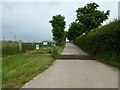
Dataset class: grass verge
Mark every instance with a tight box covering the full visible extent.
[56,45,65,54]
[51,45,65,59]
[95,52,119,69]
[2,54,55,88]
[2,44,65,88]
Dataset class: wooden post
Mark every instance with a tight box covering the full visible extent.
[19,40,22,51]
[51,42,55,53]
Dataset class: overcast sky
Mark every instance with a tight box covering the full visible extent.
[1,1,119,42]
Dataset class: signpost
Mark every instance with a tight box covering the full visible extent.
[36,44,39,50]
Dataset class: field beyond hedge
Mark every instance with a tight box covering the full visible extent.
[75,20,120,69]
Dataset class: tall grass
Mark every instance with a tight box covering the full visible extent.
[75,20,120,69]
[22,43,36,53]
[2,41,21,57]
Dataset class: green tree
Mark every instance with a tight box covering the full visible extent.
[49,15,66,45]
[67,22,84,42]
[76,2,110,33]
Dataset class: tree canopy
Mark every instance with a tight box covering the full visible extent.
[49,3,110,43]
[67,22,84,42]
[49,15,66,45]
[76,2,110,32]
[67,2,110,42]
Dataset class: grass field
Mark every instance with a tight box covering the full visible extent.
[2,44,65,88]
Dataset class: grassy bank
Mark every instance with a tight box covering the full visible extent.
[51,45,65,59]
[56,45,65,54]
[2,44,65,88]
[75,20,120,69]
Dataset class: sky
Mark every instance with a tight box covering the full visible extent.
[1,0,119,42]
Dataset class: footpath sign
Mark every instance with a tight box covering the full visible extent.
[43,42,48,46]
[36,44,39,50]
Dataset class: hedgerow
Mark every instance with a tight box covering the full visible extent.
[75,20,120,68]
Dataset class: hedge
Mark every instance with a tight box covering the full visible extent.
[75,20,120,68]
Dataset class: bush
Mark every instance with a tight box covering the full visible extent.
[51,49,60,60]
[75,20,120,68]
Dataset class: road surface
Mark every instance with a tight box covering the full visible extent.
[22,43,118,88]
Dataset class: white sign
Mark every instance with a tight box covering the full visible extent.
[43,42,48,46]
[36,44,39,50]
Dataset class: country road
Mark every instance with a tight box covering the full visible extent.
[22,43,118,88]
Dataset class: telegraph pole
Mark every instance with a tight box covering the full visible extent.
[14,36,16,42]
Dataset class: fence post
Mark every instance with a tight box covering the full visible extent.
[19,40,22,51]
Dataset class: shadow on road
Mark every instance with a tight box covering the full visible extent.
[59,54,95,60]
